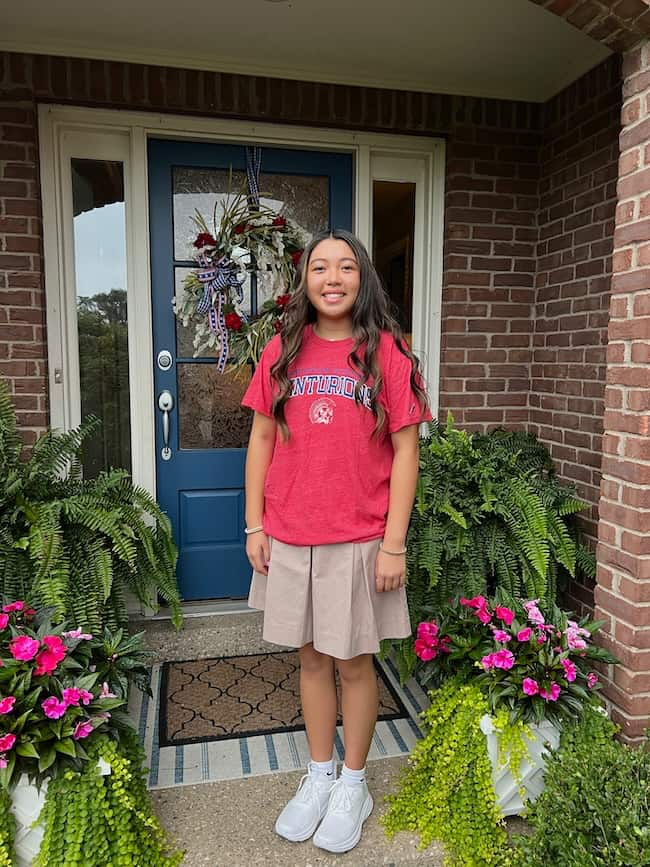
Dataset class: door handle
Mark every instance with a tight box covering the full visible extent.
[158,389,174,461]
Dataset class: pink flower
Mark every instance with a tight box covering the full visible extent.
[416,621,439,644]
[414,638,437,661]
[79,690,93,706]
[517,627,533,642]
[460,595,487,609]
[481,653,496,670]
[73,721,94,741]
[100,683,117,699]
[493,649,515,670]
[537,632,547,645]
[523,599,545,625]
[34,648,65,677]
[0,614,8,630]
[492,629,511,643]
[42,697,67,719]
[2,601,24,613]
[476,607,493,624]
[0,733,16,752]
[522,677,539,696]
[9,636,40,661]
[566,620,591,650]
[62,687,82,706]
[0,757,6,769]
[561,659,577,682]
[587,672,599,689]
[0,697,16,715]
[495,606,515,626]
[62,629,93,641]
[540,682,561,702]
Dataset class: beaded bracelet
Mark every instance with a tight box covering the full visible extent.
[379,542,407,556]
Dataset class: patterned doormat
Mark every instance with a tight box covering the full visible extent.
[159,651,410,747]
[129,652,428,790]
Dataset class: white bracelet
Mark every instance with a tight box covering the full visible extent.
[244,525,264,536]
[379,542,407,556]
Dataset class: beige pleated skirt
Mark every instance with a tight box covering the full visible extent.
[248,537,412,660]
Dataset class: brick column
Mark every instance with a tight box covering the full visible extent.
[595,38,650,744]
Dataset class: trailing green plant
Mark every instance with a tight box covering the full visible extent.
[512,709,650,867]
[33,729,184,866]
[0,785,14,867]
[382,678,520,866]
[398,415,594,670]
[0,380,182,632]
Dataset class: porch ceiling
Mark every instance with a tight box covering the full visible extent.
[1,0,611,102]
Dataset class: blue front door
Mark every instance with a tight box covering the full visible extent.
[148,139,353,601]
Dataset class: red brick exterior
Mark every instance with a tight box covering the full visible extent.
[595,39,650,743]
[530,0,650,52]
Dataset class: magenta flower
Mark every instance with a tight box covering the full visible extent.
[460,595,487,609]
[0,757,7,769]
[0,733,16,752]
[493,649,515,670]
[0,614,8,630]
[495,606,515,626]
[2,601,24,613]
[523,599,545,625]
[561,658,577,682]
[540,682,561,702]
[566,620,590,650]
[62,628,93,641]
[79,690,93,706]
[414,638,438,661]
[476,607,493,624]
[100,682,117,699]
[481,653,496,670]
[587,672,599,689]
[9,635,40,662]
[492,628,511,643]
[516,627,533,642]
[522,677,539,696]
[62,687,82,706]
[416,621,439,645]
[0,697,16,715]
[73,721,94,740]
[42,697,68,719]
[537,632,547,645]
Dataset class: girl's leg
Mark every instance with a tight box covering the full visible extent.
[299,642,337,761]
[336,654,379,769]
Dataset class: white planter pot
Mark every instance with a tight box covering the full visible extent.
[480,714,560,817]
[10,759,111,866]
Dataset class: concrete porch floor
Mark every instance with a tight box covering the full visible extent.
[135,611,445,866]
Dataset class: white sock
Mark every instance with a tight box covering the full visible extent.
[310,757,336,779]
[341,764,365,786]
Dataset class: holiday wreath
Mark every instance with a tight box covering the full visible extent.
[174,180,311,370]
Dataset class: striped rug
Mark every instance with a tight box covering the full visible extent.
[129,654,428,791]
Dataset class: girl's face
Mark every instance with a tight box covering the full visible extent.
[305,238,360,328]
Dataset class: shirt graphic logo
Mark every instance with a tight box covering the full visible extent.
[309,398,335,425]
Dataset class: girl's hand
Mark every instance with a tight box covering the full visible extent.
[375,550,406,593]
[247,532,270,575]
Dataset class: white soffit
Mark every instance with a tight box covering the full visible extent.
[1,0,612,102]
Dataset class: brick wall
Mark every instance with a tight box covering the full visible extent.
[528,58,622,614]
[595,38,650,744]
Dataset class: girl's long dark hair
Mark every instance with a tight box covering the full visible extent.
[270,228,430,439]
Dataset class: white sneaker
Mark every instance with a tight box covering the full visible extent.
[312,778,374,853]
[274,763,337,842]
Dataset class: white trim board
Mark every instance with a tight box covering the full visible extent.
[38,104,445,612]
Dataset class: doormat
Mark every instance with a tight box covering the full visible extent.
[129,653,428,790]
[159,651,410,747]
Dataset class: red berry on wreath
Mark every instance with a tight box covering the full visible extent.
[225,312,243,332]
[193,232,216,248]
[291,250,303,266]
[272,216,287,228]
[276,294,291,308]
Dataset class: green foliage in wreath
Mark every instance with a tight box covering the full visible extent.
[382,678,525,866]
[0,786,15,867]
[512,709,650,867]
[395,415,594,677]
[0,382,182,633]
[33,729,183,867]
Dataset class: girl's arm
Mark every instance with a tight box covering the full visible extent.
[245,411,277,575]
[376,423,420,592]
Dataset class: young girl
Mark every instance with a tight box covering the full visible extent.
[241,229,431,854]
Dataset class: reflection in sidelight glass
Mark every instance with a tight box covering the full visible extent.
[372,181,416,338]
[72,159,130,477]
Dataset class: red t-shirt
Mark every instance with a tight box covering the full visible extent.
[241,325,431,546]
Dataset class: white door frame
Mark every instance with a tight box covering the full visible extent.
[39,104,445,504]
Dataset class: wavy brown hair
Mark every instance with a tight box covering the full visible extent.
[270,229,430,439]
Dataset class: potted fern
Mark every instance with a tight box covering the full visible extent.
[0,382,182,632]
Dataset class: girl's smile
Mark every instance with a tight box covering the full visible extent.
[306,238,360,332]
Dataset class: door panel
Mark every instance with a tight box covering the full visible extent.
[148,139,353,600]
